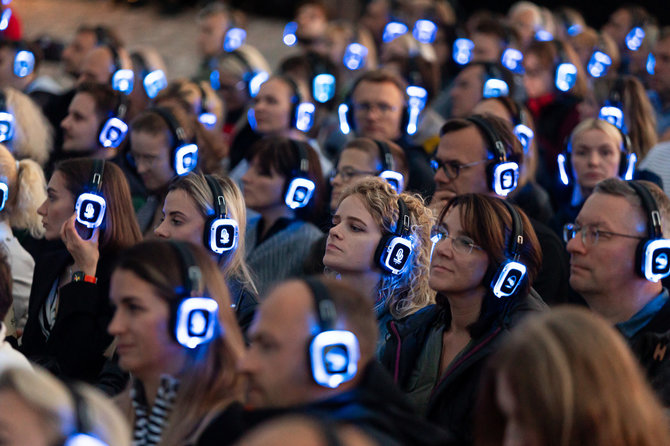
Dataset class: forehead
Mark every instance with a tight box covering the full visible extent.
[437,126,487,160]
[441,205,463,227]
[164,189,202,214]
[338,148,376,169]
[259,79,293,99]
[48,170,69,191]
[578,192,644,231]
[472,99,512,121]
[254,282,313,339]
[131,130,170,156]
[70,92,96,112]
[110,269,167,307]
[73,30,97,48]
[573,128,617,146]
[353,80,404,104]
[336,194,377,224]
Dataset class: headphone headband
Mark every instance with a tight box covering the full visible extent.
[501,200,523,260]
[628,180,662,239]
[373,139,394,172]
[395,198,410,238]
[304,277,337,332]
[170,241,202,298]
[466,115,506,162]
[90,159,105,193]
[205,174,226,219]
[290,139,310,175]
[151,106,187,147]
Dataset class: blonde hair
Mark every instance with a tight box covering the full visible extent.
[337,177,435,318]
[5,87,53,167]
[475,307,670,446]
[167,172,258,295]
[114,241,245,446]
[0,144,46,238]
[569,117,623,152]
[0,367,131,446]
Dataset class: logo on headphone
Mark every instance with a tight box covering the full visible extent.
[323,344,349,374]
[393,248,405,265]
[209,219,238,254]
[0,112,14,143]
[187,309,210,337]
[492,162,519,196]
[652,249,670,275]
[75,193,106,229]
[14,50,35,78]
[501,170,514,189]
[175,297,219,349]
[492,261,527,298]
[0,182,8,212]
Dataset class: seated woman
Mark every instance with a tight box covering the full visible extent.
[549,118,631,236]
[323,177,434,351]
[379,193,544,444]
[0,144,46,334]
[242,137,325,295]
[109,240,245,445]
[154,172,258,330]
[474,307,670,446]
[21,159,142,384]
[0,366,130,446]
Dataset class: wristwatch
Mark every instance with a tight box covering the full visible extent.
[72,271,97,284]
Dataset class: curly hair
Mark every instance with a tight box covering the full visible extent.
[338,177,435,319]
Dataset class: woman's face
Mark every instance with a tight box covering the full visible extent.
[0,390,55,446]
[154,189,206,247]
[576,92,599,122]
[36,171,75,241]
[523,53,553,99]
[241,156,286,213]
[571,128,621,193]
[252,78,294,135]
[429,205,489,294]
[108,269,186,380]
[324,194,383,275]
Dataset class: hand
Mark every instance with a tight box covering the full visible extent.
[60,214,99,277]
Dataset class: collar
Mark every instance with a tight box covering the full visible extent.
[0,220,12,242]
[616,288,669,338]
[526,92,556,116]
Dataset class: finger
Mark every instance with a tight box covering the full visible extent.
[90,226,101,244]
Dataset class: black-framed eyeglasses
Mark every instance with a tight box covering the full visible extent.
[430,224,483,254]
[330,167,377,182]
[430,158,489,180]
[352,101,399,115]
[563,223,644,247]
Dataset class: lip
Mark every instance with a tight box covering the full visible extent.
[431,263,452,273]
[570,263,588,273]
[115,343,134,355]
[326,243,342,252]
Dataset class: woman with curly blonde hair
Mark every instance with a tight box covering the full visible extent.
[323,176,435,351]
[5,87,53,167]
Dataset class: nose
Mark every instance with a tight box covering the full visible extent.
[328,222,343,240]
[60,115,71,131]
[108,309,124,337]
[330,171,342,187]
[154,219,170,239]
[566,232,585,255]
[237,349,257,375]
[36,198,47,217]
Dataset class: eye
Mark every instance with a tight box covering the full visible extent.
[171,218,183,226]
[350,224,363,232]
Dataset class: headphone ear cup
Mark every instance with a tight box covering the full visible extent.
[374,233,394,271]
[400,105,410,136]
[635,237,647,279]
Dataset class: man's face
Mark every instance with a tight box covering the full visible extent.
[472,33,502,63]
[77,46,114,86]
[602,8,632,49]
[432,126,490,210]
[129,130,175,192]
[60,92,101,153]
[197,12,228,58]
[62,30,97,77]
[566,192,645,300]
[650,38,670,99]
[449,65,483,118]
[352,80,404,141]
[238,281,320,408]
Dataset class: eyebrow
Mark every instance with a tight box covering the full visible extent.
[167,210,188,219]
[342,215,368,227]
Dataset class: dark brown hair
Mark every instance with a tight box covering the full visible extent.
[54,158,142,252]
[75,81,122,123]
[341,137,409,183]
[524,39,587,99]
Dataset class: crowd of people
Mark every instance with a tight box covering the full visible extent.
[1,0,670,445]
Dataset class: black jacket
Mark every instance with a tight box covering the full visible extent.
[21,246,117,383]
[380,290,547,445]
[625,294,670,406]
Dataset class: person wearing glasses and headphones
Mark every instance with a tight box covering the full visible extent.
[21,159,142,386]
[565,178,670,406]
[324,177,434,352]
[0,366,131,446]
[379,193,544,445]
[108,240,245,446]
[241,137,324,295]
[154,173,258,331]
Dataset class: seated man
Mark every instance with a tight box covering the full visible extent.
[235,276,457,446]
[565,178,670,405]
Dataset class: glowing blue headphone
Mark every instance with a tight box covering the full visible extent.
[343,42,368,71]
[491,200,527,298]
[61,383,109,446]
[107,45,134,96]
[553,40,577,93]
[501,48,524,73]
[75,160,106,231]
[283,21,298,46]
[453,38,474,65]
[375,198,413,275]
[12,42,34,78]
[627,181,670,283]
[406,85,427,136]
[203,175,239,255]
[151,107,198,176]
[374,139,404,193]
[481,63,510,99]
[587,50,612,78]
[285,140,316,210]
[224,27,246,52]
[130,51,168,100]
[169,241,220,349]
[196,82,217,130]
[382,19,437,44]
[98,94,128,149]
[304,277,360,389]
[0,90,14,143]
[0,179,7,212]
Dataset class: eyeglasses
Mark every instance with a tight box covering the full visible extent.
[430,158,489,180]
[330,167,377,183]
[352,101,399,115]
[430,224,482,254]
[127,151,162,169]
[563,223,644,247]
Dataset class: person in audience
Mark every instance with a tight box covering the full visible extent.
[128,46,169,121]
[0,145,46,334]
[77,43,133,87]
[474,307,670,446]
[61,24,123,79]
[564,178,670,405]
[0,366,131,446]
[0,251,31,372]
[21,159,142,385]
[154,172,258,331]
[649,27,670,141]
[194,1,232,82]
[238,275,455,446]
[380,193,544,444]
[4,86,53,169]
[241,137,324,295]
[431,113,570,305]
[109,240,245,445]
[324,177,434,350]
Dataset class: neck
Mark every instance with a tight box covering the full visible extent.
[259,206,294,237]
[445,287,487,332]
[136,354,186,408]
[584,281,662,325]
[94,147,118,160]
[339,271,383,304]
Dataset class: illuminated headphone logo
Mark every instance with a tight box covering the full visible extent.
[453,38,474,65]
[376,198,413,275]
[626,27,645,51]
[406,86,427,136]
[224,28,246,52]
[343,43,368,71]
[204,175,239,254]
[0,181,7,211]
[501,48,524,73]
[587,50,612,78]
[14,50,34,78]
[75,160,106,231]
[491,201,527,298]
